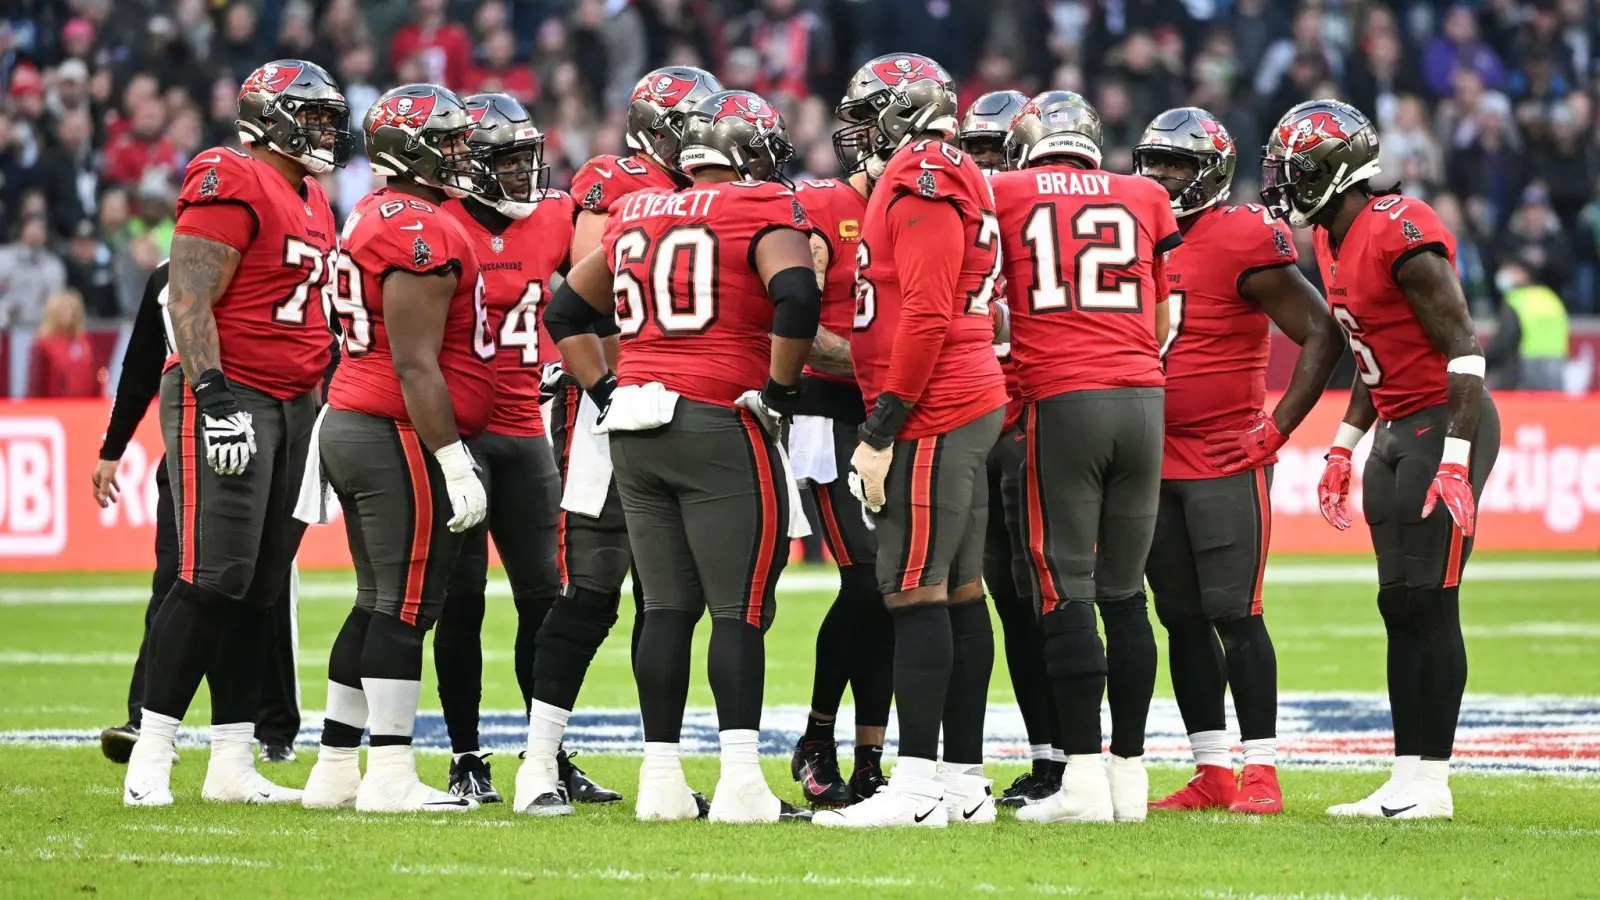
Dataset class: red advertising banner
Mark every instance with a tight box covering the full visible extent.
[2,394,1598,572]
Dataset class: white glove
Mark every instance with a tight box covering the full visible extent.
[734,389,781,437]
[539,362,567,404]
[202,410,256,476]
[434,441,487,532]
[848,472,877,530]
[848,441,892,513]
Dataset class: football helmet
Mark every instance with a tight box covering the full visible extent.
[626,66,724,174]
[1133,107,1236,217]
[236,59,353,174]
[1261,99,1381,228]
[364,84,483,197]
[1004,90,1103,171]
[958,90,1027,175]
[833,53,958,179]
[678,90,794,183]
[463,92,550,219]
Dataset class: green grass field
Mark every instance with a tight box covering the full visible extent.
[2,555,1598,898]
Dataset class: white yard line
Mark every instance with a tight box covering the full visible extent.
[5,560,1600,606]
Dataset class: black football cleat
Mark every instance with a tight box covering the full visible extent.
[848,759,889,804]
[448,752,503,804]
[100,722,139,764]
[778,799,814,822]
[998,770,1059,808]
[693,791,711,819]
[791,739,850,807]
[557,747,622,803]
[259,741,298,764]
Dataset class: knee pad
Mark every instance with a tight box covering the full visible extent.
[534,594,619,676]
[1214,613,1268,655]
[1377,586,1411,632]
[1095,594,1151,632]
[1407,586,1456,636]
[1041,603,1106,679]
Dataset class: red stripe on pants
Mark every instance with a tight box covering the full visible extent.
[179,389,198,582]
[1023,407,1061,613]
[397,425,433,625]
[813,484,852,567]
[1251,466,1272,616]
[555,385,580,587]
[898,438,938,594]
[741,416,779,626]
[1443,522,1465,589]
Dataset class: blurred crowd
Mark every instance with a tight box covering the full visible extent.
[0,0,1596,339]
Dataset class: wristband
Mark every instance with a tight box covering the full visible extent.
[586,371,619,409]
[190,368,239,416]
[859,393,910,450]
[1332,421,1366,452]
[1441,436,1471,467]
[1446,355,1486,378]
[761,377,800,416]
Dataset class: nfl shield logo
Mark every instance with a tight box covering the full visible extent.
[491,237,504,254]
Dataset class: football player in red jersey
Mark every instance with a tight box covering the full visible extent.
[542,90,820,823]
[123,60,350,809]
[961,89,1067,809]
[1263,99,1501,820]
[785,171,890,808]
[989,91,1178,825]
[811,54,1008,830]
[1132,108,1343,815]
[300,84,498,814]
[552,65,723,690]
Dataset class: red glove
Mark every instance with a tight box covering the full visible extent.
[1318,447,1354,531]
[1203,410,1288,475]
[1422,462,1476,537]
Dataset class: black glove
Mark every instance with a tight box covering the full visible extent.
[759,377,801,418]
[587,371,619,422]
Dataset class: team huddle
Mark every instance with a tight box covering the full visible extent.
[114,51,1500,827]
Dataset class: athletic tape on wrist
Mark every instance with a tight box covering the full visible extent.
[1446,355,1486,378]
[1442,436,1471,467]
[1332,421,1367,452]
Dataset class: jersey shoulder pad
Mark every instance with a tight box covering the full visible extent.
[177,147,261,210]
[349,195,464,276]
[1216,204,1298,266]
[1363,195,1455,271]
[573,155,663,213]
[884,140,983,204]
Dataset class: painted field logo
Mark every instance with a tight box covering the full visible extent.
[0,417,67,555]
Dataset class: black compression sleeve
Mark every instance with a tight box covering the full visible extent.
[768,266,822,339]
[100,264,170,461]
[543,280,608,344]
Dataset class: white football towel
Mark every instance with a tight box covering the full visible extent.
[774,439,812,539]
[787,415,838,485]
[592,382,681,434]
[292,405,337,525]
[559,392,614,517]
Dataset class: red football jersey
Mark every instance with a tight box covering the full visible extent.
[850,140,1007,439]
[793,177,868,385]
[1314,194,1455,422]
[444,192,575,437]
[329,188,498,438]
[571,154,678,215]
[991,165,1181,402]
[1162,203,1299,479]
[601,180,812,406]
[170,146,337,399]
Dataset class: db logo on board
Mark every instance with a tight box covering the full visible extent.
[0,418,67,555]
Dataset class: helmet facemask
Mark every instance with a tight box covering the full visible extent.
[430,126,491,199]
[959,134,1006,175]
[473,134,551,219]
[1135,146,1230,217]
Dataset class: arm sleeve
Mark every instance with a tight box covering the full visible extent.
[99,268,170,460]
[174,201,257,252]
[883,195,964,403]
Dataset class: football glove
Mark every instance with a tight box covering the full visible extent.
[734,382,790,438]
[1318,447,1354,531]
[586,371,619,426]
[1203,410,1288,475]
[1422,462,1476,537]
[434,440,487,533]
[849,441,892,513]
[539,362,568,405]
[191,369,256,477]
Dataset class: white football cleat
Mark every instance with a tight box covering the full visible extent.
[939,770,995,825]
[813,771,947,828]
[302,748,361,810]
[1107,755,1148,822]
[1368,780,1453,820]
[514,750,573,817]
[1018,756,1114,824]
[635,761,703,822]
[202,768,304,804]
[708,776,811,823]
[1327,757,1418,818]
[355,746,477,813]
[123,729,177,807]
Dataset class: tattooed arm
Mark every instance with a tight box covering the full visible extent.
[165,234,240,383]
[802,232,854,378]
[1398,250,1483,441]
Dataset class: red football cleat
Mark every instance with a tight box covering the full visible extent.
[1228,764,1283,815]
[1149,764,1237,811]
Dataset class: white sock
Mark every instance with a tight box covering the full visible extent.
[362,677,420,740]
[325,681,368,731]
[1393,755,1421,783]
[129,709,180,766]
[941,761,983,778]
[1189,729,1232,769]
[1241,738,1276,768]
[1050,748,1067,764]
[893,756,938,782]
[1414,759,1449,785]
[527,700,571,761]
[642,741,682,773]
[718,729,762,781]
[1029,743,1052,762]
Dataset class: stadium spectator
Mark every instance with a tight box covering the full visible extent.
[0,213,67,327]
[101,97,177,189]
[1423,4,1509,98]
[25,288,100,398]
[725,0,834,106]
[390,0,474,89]
[466,27,537,103]
[64,218,117,319]
[1487,260,1570,392]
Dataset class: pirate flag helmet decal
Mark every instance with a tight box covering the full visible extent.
[832,53,958,179]
[678,90,795,183]
[236,59,354,174]
[1133,106,1238,217]
[626,66,724,176]
[1261,99,1382,228]
[363,83,487,198]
